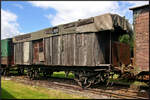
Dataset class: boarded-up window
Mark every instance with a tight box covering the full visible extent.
[33,39,44,64]
[39,41,43,52]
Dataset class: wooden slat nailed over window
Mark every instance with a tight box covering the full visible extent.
[77,17,94,27]
[45,27,59,34]
[15,34,31,41]
[63,23,75,29]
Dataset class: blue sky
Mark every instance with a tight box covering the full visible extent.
[2,1,56,34]
[1,1,149,39]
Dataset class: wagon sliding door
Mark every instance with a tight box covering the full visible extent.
[33,39,44,64]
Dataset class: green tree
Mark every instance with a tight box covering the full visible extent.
[119,34,134,57]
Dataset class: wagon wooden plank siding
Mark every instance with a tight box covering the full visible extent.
[12,13,132,68]
[130,4,149,72]
[44,32,110,66]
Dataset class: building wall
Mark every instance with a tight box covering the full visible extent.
[133,6,149,71]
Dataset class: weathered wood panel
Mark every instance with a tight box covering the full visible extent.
[44,32,110,66]
[73,34,76,66]
[61,35,65,65]
[45,38,49,65]
[14,43,24,64]
[52,36,59,65]
[58,36,61,65]
[86,33,95,66]
[94,33,106,65]
[79,33,87,66]
[49,37,53,65]
[29,42,33,64]
[75,34,80,65]
[63,35,68,65]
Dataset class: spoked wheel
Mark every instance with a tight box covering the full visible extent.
[74,70,112,88]
[73,70,100,89]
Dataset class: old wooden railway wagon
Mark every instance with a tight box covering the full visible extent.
[3,13,132,87]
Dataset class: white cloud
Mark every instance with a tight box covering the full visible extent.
[1,9,23,39]
[127,1,149,7]
[29,1,149,26]
[29,1,120,26]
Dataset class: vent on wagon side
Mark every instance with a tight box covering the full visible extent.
[77,17,94,27]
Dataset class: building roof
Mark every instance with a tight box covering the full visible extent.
[129,4,149,10]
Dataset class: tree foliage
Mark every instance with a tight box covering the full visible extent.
[119,34,134,57]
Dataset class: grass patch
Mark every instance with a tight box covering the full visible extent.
[1,79,87,99]
[52,71,74,79]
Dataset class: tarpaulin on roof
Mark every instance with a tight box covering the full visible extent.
[76,13,132,34]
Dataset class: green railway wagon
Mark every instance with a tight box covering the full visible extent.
[1,38,14,66]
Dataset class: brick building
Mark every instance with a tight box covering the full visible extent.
[130,4,149,73]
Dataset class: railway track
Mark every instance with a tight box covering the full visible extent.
[88,88,148,99]
[45,81,149,99]
[2,75,149,99]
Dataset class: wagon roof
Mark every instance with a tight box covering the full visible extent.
[13,13,133,43]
